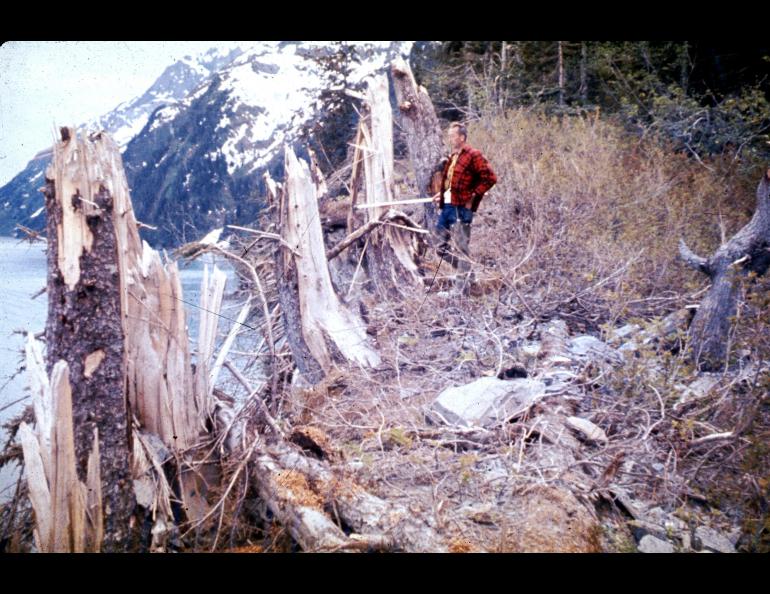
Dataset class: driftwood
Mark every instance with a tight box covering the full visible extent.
[391,57,446,233]
[679,168,770,370]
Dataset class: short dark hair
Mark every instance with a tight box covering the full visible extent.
[449,122,467,140]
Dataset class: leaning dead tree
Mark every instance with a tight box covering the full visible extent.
[390,56,446,232]
[680,167,770,370]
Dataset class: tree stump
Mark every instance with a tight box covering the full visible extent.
[358,73,423,295]
[43,128,136,550]
[281,146,381,375]
[391,56,446,234]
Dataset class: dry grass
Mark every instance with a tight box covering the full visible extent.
[469,109,760,330]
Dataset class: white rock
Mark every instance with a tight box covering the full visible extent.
[695,526,735,553]
[566,416,608,445]
[429,377,546,428]
[638,535,675,553]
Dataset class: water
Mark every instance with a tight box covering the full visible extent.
[0,236,246,502]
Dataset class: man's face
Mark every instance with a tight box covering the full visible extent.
[447,127,465,152]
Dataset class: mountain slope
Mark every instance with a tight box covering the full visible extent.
[0,45,244,236]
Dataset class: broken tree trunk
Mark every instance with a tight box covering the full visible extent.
[358,73,424,295]
[266,172,325,385]
[282,146,381,375]
[679,168,770,370]
[390,57,446,233]
[33,127,224,551]
[42,128,136,551]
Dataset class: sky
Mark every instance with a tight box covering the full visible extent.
[0,41,246,186]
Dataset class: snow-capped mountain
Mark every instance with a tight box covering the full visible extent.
[0,41,414,246]
[0,44,244,236]
[90,46,244,148]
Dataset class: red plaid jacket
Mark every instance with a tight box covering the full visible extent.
[438,144,497,212]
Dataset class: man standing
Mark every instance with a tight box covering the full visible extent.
[431,122,497,293]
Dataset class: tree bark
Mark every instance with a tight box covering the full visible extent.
[43,128,136,551]
[680,168,770,370]
[391,57,446,233]
[248,439,449,552]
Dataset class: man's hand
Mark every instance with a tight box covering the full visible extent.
[432,192,441,206]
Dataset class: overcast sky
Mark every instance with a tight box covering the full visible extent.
[0,41,245,186]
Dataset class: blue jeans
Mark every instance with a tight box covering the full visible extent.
[436,205,473,273]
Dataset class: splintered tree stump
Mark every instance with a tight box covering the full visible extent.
[282,146,380,375]
[358,73,423,295]
[43,128,136,551]
[680,168,770,370]
[391,57,446,233]
[266,173,325,384]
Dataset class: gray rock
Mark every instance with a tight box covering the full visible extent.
[638,534,675,553]
[674,374,721,410]
[429,377,546,428]
[618,340,639,353]
[539,369,578,393]
[695,526,735,553]
[610,323,641,342]
[568,335,620,363]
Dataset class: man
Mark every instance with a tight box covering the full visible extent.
[431,122,497,293]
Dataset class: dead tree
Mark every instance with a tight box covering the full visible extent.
[266,173,326,385]
[42,128,137,551]
[357,73,424,294]
[679,168,770,370]
[25,128,226,551]
[391,57,446,238]
[280,146,381,375]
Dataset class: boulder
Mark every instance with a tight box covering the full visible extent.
[638,534,675,553]
[609,323,641,343]
[428,377,546,428]
[695,526,735,553]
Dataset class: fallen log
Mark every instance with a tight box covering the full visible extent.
[249,439,449,552]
